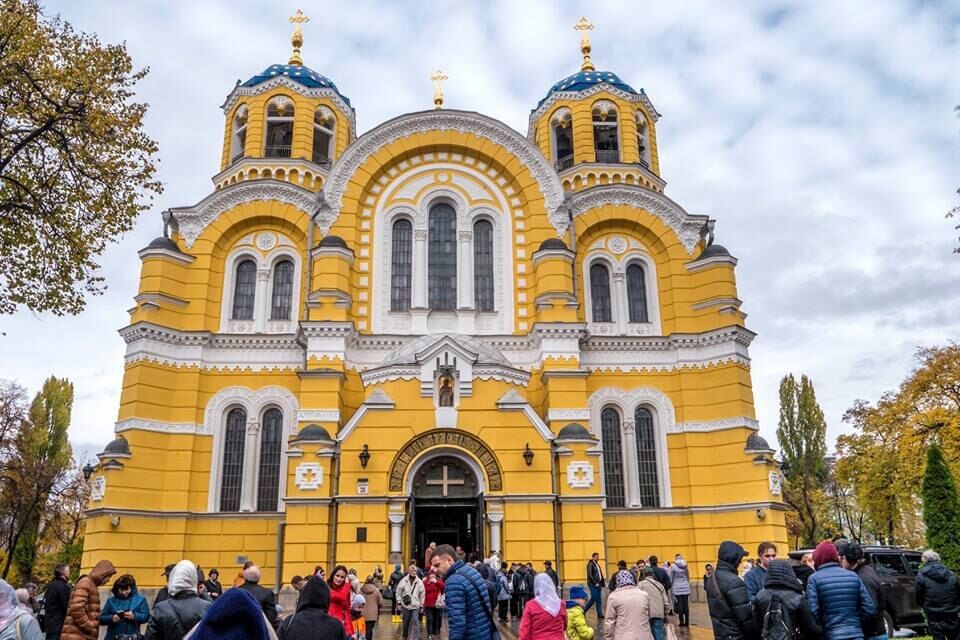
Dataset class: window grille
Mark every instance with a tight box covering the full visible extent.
[232,260,257,320]
[474,220,494,312]
[428,203,457,311]
[391,220,413,311]
[635,407,661,507]
[256,408,283,512]
[626,263,649,323]
[270,260,294,320]
[601,407,625,508]
[590,263,612,322]
[220,408,246,511]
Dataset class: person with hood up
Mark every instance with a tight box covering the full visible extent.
[670,556,692,627]
[145,560,212,640]
[639,567,670,640]
[706,541,758,640]
[279,576,349,640]
[360,576,383,640]
[184,588,278,640]
[565,586,594,640]
[0,580,42,640]
[519,573,566,640]
[839,542,886,640]
[237,565,279,631]
[99,574,149,640]
[752,559,821,640]
[603,571,652,640]
[422,568,445,640]
[806,541,875,640]
[61,560,116,640]
[916,549,960,640]
[388,563,405,622]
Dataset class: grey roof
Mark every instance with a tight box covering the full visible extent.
[380,334,510,368]
[318,235,348,248]
[699,243,731,259]
[102,436,131,456]
[745,432,772,451]
[146,236,181,251]
[294,424,333,441]
[538,238,569,251]
[557,423,593,439]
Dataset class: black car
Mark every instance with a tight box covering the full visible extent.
[789,545,924,635]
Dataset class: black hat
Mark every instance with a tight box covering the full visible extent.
[841,541,865,563]
[162,563,176,577]
[543,560,552,566]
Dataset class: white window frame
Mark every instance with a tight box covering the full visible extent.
[549,107,574,167]
[312,106,336,165]
[592,100,621,163]
[231,105,248,163]
[220,241,302,334]
[264,96,295,157]
[582,248,661,336]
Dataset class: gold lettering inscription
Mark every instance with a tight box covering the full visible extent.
[388,431,503,492]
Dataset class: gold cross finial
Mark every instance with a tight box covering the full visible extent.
[430,68,448,109]
[288,9,310,65]
[574,16,595,71]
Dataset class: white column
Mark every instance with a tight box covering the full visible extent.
[412,229,428,309]
[255,268,271,332]
[612,271,628,333]
[487,512,504,553]
[388,513,406,555]
[457,230,473,309]
[622,420,640,508]
[240,419,260,512]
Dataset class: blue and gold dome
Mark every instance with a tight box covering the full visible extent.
[537,70,637,108]
[242,63,351,105]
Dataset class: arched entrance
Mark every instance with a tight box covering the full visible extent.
[410,456,483,566]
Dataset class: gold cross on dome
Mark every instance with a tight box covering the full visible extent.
[288,9,310,65]
[574,16,596,71]
[430,68,449,109]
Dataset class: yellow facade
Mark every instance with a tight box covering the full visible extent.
[84,24,785,590]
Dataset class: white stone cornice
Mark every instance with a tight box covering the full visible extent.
[221,76,357,135]
[115,418,208,436]
[571,185,708,254]
[296,409,341,423]
[528,84,661,139]
[673,417,760,434]
[137,247,195,265]
[685,254,740,272]
[167,180,317,248]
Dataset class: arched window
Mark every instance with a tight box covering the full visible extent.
[256,408,283,512]
[474,220,494,312]
[601,407,625,508]
[232,259,257,320]
[589,262,612,323]
[391,219,413,311]
[551,108,574,170]
[428,203,457,311]
[626,263,649,323]
[265,96,295,158]
[592,102,620,163]
[219,408,246,511]
[270,260,294,320]
[635,407,660,507]
[636,111,651,168]
[230,105,248,163]
[312,107,335,166]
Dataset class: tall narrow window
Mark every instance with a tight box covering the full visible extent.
[428,203,457,311]
[230,105,248,163]
[636,111,651,168]
[312,107,335,166]
[593,103,620,163]
[601,407,625,508]
[635,407,661,507]
[626,263,649,323]
[219,408,246,511]
[257,408,283,512]
[391,219,412,311]
[551,108,574,171]
[270,260,294,320]
[265,97,295,158]
[474,220,494,312]
[232,259,257,320]
[590,263,612,322]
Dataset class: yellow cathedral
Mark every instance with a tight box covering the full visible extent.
[83,14,787,591]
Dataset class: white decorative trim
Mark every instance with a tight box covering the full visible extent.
[673,417,760,434]
[691,297,742,311]
[168,180,316,248]
[323,110,566,235]
[685,254,739,272]
[583,247,662,336]
[294,462,324,490]
[221,76,356,135]
[567,461,595,488]
[497,390,553,442]
[529,83,661,138]
[769,472,783,496]
[547,409,591,422]
[336,391,396,443]
[219,240,303,335]
[296,410,341,423]
[137,247,195,265]
[572,186,708,254]
[115,418,207,436]
[91,476,106,502]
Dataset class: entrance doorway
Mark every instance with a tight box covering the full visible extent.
[410,456,484,567]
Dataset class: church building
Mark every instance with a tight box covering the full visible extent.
[83,14,786,588]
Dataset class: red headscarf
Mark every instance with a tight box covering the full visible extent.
[812,540,839,568]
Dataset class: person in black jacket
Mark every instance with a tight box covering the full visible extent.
[279,576,349,640]
[707,541,760,640]
[649,556,673,594]
[916,549,960,640]
[585,552,606,619]
[237,565,279,631]
[839,542,886,639]
[42,564,71,640]
[753,559,821,640]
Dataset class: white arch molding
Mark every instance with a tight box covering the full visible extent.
[219,236,303,334]
[582,244,662,337]
[403,447,488,496]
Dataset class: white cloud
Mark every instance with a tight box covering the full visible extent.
[3,0,958,453]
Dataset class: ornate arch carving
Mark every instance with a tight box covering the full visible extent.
[388,430,503,492]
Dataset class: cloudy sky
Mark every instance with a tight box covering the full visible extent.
[3,0,958,457]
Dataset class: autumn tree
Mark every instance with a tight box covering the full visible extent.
[0,0,161,315]
[777,373,833,546]
[923,442,960,569]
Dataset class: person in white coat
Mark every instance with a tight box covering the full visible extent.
[395,565,425,640]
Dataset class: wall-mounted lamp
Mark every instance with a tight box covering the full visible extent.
[82,461,97,480]
[359,444,371,469]
[523,443,534,467]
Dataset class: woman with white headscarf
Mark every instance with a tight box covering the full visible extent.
[0,579,42,640]
[519,572,566,640]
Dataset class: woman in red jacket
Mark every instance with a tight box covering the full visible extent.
[519,573,567,640]
[327,564,354,636]
[423,569,446,639]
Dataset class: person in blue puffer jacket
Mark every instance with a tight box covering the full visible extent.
[434,544,499,640]
[806,540,876,640]
[100,574,149,640]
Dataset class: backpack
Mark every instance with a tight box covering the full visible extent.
[496,574,509,599]
[761,593,796,640]
[511,572,525,595]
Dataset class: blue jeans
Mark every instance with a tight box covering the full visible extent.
[867,635,888,640]
[650,618,665,640]
[585,585,603,617]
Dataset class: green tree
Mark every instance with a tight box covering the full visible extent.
[0,0,162,315]
[922,442,960,569]
[777,373,832,546]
